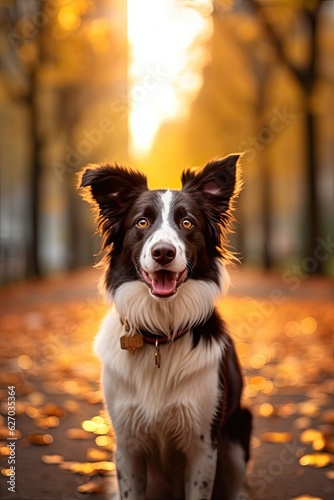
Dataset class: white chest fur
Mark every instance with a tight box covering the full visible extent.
[95,308,226,455]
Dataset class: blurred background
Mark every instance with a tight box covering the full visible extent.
[0,0,333,283]
[0,3,334,498]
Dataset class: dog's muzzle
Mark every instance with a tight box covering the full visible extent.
[140,242,187,298]
[140,268,187,298]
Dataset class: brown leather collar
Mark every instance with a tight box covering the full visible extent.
[139,327,189,344]
[120,317,189,345]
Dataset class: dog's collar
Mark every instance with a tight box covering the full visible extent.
[138,326,189,344]
[120,317,189,345]
[120,317,189,368]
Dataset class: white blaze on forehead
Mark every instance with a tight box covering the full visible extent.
[139,190,187,272]
[156,190,180,246]
[161,190,174,229]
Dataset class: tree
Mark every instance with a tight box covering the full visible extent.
[0,0,128,280]
[245,0,328,272]
[0,0,44,277]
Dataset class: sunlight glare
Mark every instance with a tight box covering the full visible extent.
[127,0,213,157]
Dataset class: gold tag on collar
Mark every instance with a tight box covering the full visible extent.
[120,333,144,354]
[155,339,161,369]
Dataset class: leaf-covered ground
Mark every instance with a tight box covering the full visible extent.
[0,268,333,500]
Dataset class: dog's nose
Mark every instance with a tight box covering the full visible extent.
[151,243,176,265]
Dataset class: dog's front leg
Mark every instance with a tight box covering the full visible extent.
[184,434,218,500]
[115,446,146,500]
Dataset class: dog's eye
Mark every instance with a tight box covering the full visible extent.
[136,218,149,228]
[181,218,193,229]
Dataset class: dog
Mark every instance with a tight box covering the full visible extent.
[79,154,252,500]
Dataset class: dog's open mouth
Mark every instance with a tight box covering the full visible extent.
[140,268,187,298]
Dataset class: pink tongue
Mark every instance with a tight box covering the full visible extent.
[152,271,177,296]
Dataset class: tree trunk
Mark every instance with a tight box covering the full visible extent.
[262,158,271,270]
[246,0,324,274]
[26,68,42,278]
[303,7,321,273]
[305,107,321,272]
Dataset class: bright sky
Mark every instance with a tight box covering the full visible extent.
[127,0,214,158]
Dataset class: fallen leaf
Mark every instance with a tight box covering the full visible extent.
[297,401,320,418]
[92,461,116,474]
[59,461,76,471]
[77,479,102,493]
[299,453,333,468]
[41,455,64,464]
[260,432,294,443]
[95,435,116,450]
[1,468,12,477]
[290,496,324,500]
[65,428,92,440]
[85,391,103,404]
[312,437,326,451]
[25,406,42,419]
[299,429,323,444]
[70,462,97,475]
[35,416,60,428]
[0,427,21,440]
[293,416,312,430]
[41,403,66,418]
[26,391,45,405]
[27,433,53,445]
[86,447,110,461]
[254,403,275,417]
[277,403,297,418]
[63,400,80,413]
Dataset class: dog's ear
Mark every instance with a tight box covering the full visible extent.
[181,154,242,226]
[79,163,148,207]
[181,154,243,256]
[78,163,148,246]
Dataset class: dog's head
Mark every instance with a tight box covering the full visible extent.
[79,155,242,302]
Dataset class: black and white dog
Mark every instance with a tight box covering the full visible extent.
[79,155,252,500]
